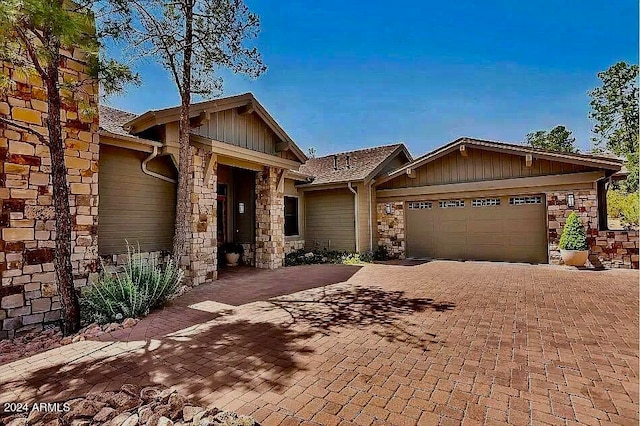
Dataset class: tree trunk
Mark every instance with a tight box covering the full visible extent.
[172,0,195,275]
[45,33,80,334]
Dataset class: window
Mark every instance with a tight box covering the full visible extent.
[439,200,465,208]
[408,201,432,209]
[284,196,299,236]
[509,196,542,205]
[472,198,501,207]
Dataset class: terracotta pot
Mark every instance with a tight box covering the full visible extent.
[225,252,241,267]
[560,249,588,267]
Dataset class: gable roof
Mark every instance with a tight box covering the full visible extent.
[299,143,412,186]
[99,105,138,137]
[122,92,307,163]
[384,137,623,182]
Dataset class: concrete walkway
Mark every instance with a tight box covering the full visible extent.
[0,262,637,425]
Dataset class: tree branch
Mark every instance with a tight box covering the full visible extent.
[0,116,48,146]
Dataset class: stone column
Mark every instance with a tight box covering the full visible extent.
[255,166,284,269]
[185,148,217,285]
[376,202,405,259]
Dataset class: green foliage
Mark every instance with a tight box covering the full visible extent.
[558,212,588,251]
[0,0,138,99]
[285,249,374,267]
[373,245,390,261]
[589,62,639,192]
[525,125,578,153]
[221,242,244,254]
[81,245,184,324]
[609,189,639,229]
[119,0,266,99]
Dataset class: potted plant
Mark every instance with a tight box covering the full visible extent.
[222,242,244,267]
[559,212,589,266]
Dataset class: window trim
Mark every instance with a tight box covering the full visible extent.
[439,199,465,208]
[509,195,542,205]
[284,195,300,237]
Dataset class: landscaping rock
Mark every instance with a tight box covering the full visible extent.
[2,384,256,426]
[122,318,137,328]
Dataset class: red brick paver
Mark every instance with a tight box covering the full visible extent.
[0,261,638,425]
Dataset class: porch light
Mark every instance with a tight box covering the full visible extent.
[567,194,575,209]
[385,204,392,215]
[238,202,245,214]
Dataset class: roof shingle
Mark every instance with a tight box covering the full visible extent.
[299,144,404,185]
[99,105,138,137]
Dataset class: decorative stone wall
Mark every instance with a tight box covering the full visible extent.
[0,49,100,339]
[240,243,255,266]
[185,149,217,285]
[546,189,638,269]
[284,239,304,255]
[100,250,172,273]
[376,202,405,259]
[255,166,284,269]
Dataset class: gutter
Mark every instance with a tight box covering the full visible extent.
[348,182,359,253]
[142,145,177,184]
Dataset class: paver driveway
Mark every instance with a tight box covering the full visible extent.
[1,261,638,425]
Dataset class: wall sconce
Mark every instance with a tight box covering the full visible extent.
[385,204,392,215]
[238,202,245,214]
[567,194,575,209]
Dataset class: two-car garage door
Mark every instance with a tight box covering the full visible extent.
[405,195,547,263]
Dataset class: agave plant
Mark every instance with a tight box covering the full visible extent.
[81,243,184,324]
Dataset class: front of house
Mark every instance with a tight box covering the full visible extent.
[1,78,638,338]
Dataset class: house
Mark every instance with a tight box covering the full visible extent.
[98,93,309,284]
[1,79,638,338]
[296,144,412,253]
[374,137,637,267]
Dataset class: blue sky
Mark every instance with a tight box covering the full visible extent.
[105,0,639,157]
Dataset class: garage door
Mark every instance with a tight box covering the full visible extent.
[305,189,355,251]
[406,195,547,263]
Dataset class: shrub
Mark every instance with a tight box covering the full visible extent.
[373,245,389,261]
[285,249,374,266]
[80,245,184,324]
[558,212,588,251]
[607,189,639,229]
[621,191,639,228]
[221,242,244,254]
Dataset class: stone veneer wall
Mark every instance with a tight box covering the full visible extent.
[0,50,99,339]
[284,239,304,255]
[255,166,285,269]
[376,202,405,259]
[546,189,638,269]
[185,149,217,285]
[240,243,255,266]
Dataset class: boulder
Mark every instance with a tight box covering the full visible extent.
[109,412,132,426]
[182,406,204,422]
[120,413,139,426]
[94,407,117,423]
[139,387,161,403]
[122,318,137,328]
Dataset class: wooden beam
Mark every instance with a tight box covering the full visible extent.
[376,171,605,199]
[460,144,468,157]
[277,168,286,192]
[525,154,533,167]
[190,111,208,128]
[275,141,289,152]
[237,102,255,115]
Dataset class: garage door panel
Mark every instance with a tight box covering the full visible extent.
[406,195,547,263]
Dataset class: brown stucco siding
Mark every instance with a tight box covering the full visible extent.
[98,145,177,255]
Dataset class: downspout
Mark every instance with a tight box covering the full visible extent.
[368,179,374,251]
[142,145,177,184]
[347,181,359,253]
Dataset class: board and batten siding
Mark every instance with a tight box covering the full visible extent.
[191,109,292,159]
[380,148,594,189]
[98,145,177,255]
[304,189,355,251]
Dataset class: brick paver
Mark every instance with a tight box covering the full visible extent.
[0,261,638,425]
